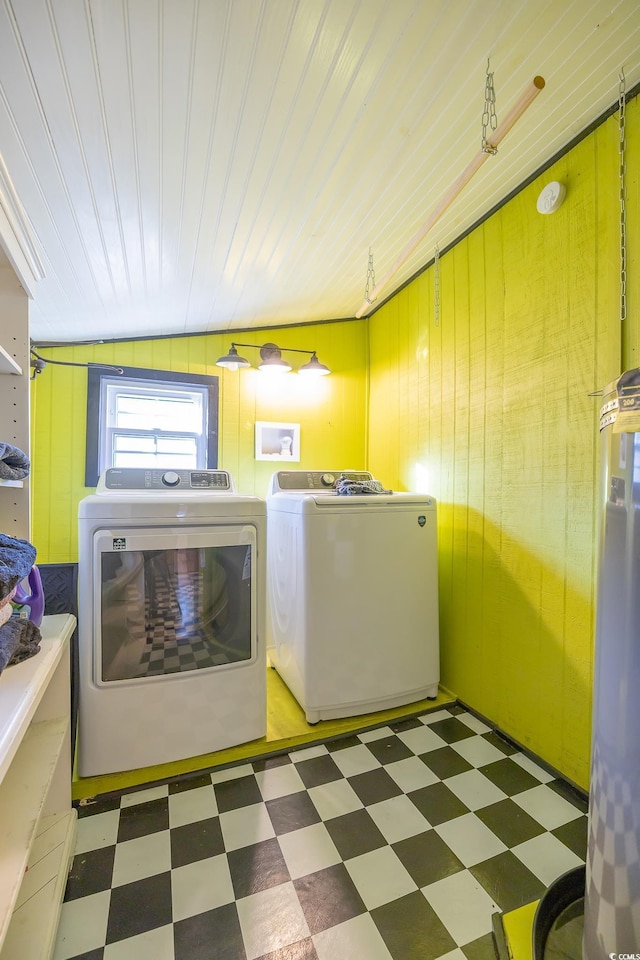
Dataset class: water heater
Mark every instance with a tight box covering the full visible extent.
[584,370,640,955]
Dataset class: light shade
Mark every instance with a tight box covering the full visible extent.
[215,345,251,370]
[258,343,292,373]
[299,353,331,376]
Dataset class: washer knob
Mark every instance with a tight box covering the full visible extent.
[162,471,181,487]
[321,473,336,487]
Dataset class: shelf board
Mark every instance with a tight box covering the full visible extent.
[0,347,22,377]
[0,716,69,946]
[1,809,77,960]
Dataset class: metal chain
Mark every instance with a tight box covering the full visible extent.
[619,70,627,326]
[364,247,376,304]
[481,59,498,155]
[434,244,440,326]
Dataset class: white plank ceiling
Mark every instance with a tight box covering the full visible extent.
[0,0,638,343]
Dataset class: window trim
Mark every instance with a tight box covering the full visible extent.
[85,364,219,487]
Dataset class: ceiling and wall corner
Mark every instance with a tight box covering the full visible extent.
[0,0,638,344]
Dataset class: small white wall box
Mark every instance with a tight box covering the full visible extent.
[255,421,301,461]
[536,181,566,214]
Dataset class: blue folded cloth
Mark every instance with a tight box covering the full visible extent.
[0,442,30,481]
[0,617,41,673]
[0,534,36,600]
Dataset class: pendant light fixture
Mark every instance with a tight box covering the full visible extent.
[216,342,330,376]
[213,344,252,371]
[257,343,292,373]
[298,352,331,375]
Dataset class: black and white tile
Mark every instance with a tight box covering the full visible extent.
[54,707,588,960]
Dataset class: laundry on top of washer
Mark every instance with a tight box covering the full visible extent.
[334,475,392,495]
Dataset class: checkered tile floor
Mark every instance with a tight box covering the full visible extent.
[54,706,588,960]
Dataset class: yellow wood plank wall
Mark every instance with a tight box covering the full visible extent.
[31,319,368,565]
[368,101,637,789]
[29,96,638,790]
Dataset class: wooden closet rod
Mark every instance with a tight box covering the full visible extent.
[355,75,546,318]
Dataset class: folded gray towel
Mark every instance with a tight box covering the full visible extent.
[0,534,37,600]
[335,477,392,496]
[0,442,30,481]
[0,617,41,673]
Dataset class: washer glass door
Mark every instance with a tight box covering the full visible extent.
[92,524,256,683]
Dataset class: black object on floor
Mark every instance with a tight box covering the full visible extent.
[533,865,586,960]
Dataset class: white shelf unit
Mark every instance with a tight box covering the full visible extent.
[0,266,30,540]
[0,614,76,960]
[0,346,21,377]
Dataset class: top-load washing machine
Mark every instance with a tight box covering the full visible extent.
[78,467,265,776]
[266,470,439,723]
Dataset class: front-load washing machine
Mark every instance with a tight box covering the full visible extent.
[78,467,266,776]
[266,470,439,723]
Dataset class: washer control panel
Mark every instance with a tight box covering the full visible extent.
[102,468,233,491]
[272,470,373,492]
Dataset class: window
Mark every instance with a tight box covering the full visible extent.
[100,377,207,470]
[86,365,219,486]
